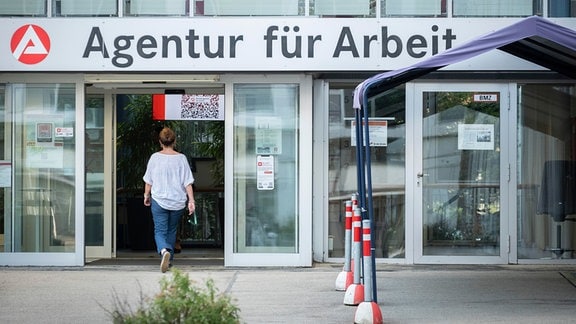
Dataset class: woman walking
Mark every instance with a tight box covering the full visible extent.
[143,127,195,273]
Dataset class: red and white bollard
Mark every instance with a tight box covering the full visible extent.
[354,219,383,324]
[349,194,358,271]
[335,200,353,291]
[344,207,364,306]
[351,193,358,208]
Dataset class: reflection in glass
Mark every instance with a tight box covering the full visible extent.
[0,85,7,252]
[548,0,575,17]
[56,0,117,16]
[313,0,372,16]
[328,84,406,259]
[233,84,299,253]
[382,0,445,17]
[126,0,187,16]
[12,84,76,252]
[203,0,299,16]
[0,0,45,16]
[422,91,500,256]
[517,84,576,259]
[453,0,534,17]
[85,95,105,246]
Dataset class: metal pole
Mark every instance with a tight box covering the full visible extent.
[363,94,378,303]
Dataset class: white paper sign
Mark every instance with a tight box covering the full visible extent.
[55,127,74,137]
[256,155,274,190]
[255,117,282,154]
[0,161,11,188]
[351,119,388,147]
[458,124,494,150]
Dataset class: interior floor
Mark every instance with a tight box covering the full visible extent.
[86,247,224,266]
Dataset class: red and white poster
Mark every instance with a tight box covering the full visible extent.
[351,119,388,147]
[256,155,274,190]
[153,94,224,120]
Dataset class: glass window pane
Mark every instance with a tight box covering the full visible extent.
[233,84,299,253]
[57,0,117,16]
[328,84,406,259]
[12,84,76,252]
[85,95,104,246]
[517,84,576,260]
[383,0,445,17]
[548,0,576,17]
[0,85,7,252]
[0,0,45,16]
[313,0,371,16]
[204,0,299,16]
[127,0,187,16]
[453,0,534,17]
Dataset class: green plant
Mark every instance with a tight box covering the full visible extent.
[194,121,224,186]
[117,95,180,192]
[108,269,241,324]
[117,95,224,191]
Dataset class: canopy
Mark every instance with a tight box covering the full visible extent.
[351,16,576,302]
[353,15,576,108]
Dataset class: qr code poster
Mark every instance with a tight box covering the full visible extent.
[153,94,224,121]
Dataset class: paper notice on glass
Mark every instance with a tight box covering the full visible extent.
[55,127,74,137]
[0,161,11,187]
[255,117,282,154]
[26,117,64,168]
[458,124,494,150]
[351,119,388,147]
[36,122,53,144]
[256,155,274,190]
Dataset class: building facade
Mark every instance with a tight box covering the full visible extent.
[1,0,576,266]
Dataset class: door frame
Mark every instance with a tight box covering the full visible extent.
[85,91,115,259]
[0,73,85,266]
[84,77,228,260]
[409,82,515,265]
[222,74,313,267]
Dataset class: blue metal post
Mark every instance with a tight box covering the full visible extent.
[362,93,378,303]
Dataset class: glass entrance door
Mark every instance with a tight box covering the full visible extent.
[85,93,113,259]
[414,83,510,264]
[225,75,313,267]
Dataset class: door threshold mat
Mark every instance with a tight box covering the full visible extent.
[86,257,223,267]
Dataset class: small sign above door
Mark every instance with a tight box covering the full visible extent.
[473,94,498,102]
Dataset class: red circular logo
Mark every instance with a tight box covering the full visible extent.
[10,24,51,65]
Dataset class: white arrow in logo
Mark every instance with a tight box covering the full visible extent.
[13,25,49,59]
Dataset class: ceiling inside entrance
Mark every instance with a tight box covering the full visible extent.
[84,74,223,92]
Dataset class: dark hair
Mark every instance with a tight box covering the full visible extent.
[159,127,176,146]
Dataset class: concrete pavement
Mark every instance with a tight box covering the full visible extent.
[0,263,575,323]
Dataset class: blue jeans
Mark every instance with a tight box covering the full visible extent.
[150,198,184,261]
